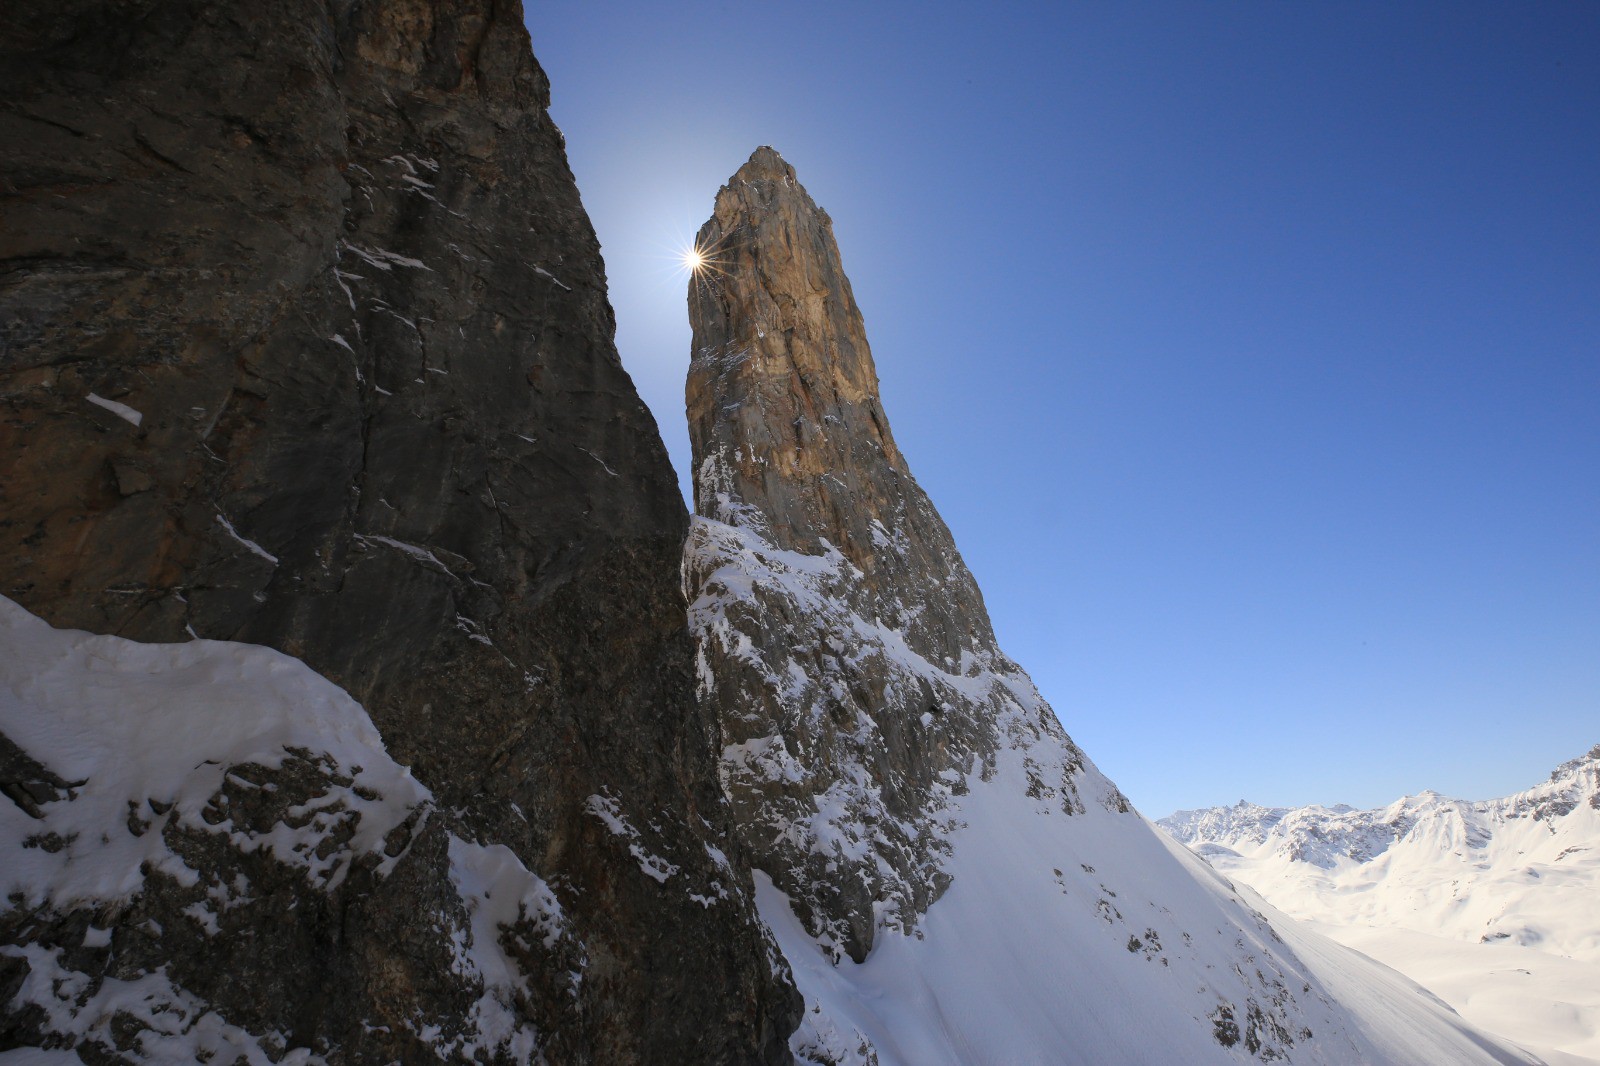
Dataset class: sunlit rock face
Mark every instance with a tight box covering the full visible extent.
[685,147,1118,964]
[686,147,993,655]
[0,4,795,1062]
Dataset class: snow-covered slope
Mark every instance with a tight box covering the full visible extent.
[1161,751,1600,1064]
[691,520,1538,1066]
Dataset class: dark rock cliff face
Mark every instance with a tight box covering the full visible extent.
[0,3,795,1062]
[685,148,1121,966]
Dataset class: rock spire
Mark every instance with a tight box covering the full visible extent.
[688,146,998,661]
[686,148,1091,963]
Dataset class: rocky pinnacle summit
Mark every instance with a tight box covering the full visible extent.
[686,148,1110,963]
[687,146,998,660]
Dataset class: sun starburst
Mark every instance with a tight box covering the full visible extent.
[665,232,732,294]
[679,231,735,279]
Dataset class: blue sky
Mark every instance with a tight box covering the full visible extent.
[527,3,1599,816]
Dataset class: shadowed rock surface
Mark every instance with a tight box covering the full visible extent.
[685,148,1122,965]
[0,3,795,1062]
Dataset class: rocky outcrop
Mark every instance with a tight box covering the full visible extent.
[686,149,997,657]
[685,147,1121,964]
[0,4,794,1062]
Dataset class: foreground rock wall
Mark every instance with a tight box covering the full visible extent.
[0,3,794,1061]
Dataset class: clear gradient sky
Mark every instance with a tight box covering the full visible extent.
[526,3,1599,817]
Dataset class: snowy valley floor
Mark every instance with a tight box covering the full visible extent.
[1306,917,1599,1066]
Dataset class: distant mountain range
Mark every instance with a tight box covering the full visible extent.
[1159,746,1600,1064]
